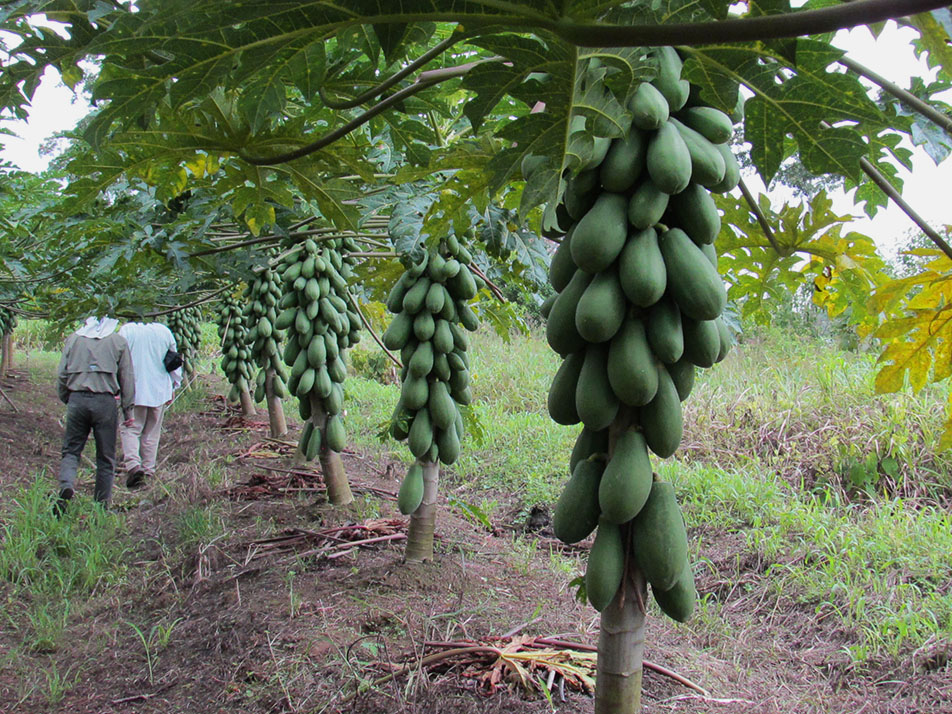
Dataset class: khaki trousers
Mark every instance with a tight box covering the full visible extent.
[119,404,166,476]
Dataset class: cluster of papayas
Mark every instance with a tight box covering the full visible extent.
[382,237,484,515]
[277,236,362,461]
[217,292,256,404]
[0,306,16,336]
[165,306,202,374]
[546,47,739,621]
[243,265,290,403]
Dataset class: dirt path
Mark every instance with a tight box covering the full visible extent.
[0,355,949,713]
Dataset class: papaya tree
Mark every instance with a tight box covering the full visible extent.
[217,289,257,417]
[243,261,290,437]
[4,2,952,712]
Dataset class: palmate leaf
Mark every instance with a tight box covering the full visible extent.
[716,190,887,327]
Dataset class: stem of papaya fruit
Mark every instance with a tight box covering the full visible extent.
[405,460,439,562]
[238,383,257,418]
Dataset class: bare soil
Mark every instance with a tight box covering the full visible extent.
[0,357,949,714]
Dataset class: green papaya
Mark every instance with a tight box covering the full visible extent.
[315,367,333,398]
[408,409,434,459]
[413,311,436,342]
[618,227,666,307]
[306,336,326,369]
[325,383,343,415]
[327,357,347,383]
[715,318,733,363]
[409,340,434,378]
[431,352,451,382]
[297,367,316,396]
[540,293,557,319]
[299,421,314,456]
[576,344,619,431]
[599,430,653,524]
[670,117,726,188]
[548,351,584,426]
[549,227,577,292]
[632,480,689,590]
[433,319,454,354]
[305,422,322,460]
[570,427,609,472]
[669,183,721,245]
[646,121,692,195]
[679,106,733,145]
[653,560,697,622]
[386,272,414,314]
[682,317,720,368]
[646,297,683,364]
[607,317,659,407]
[402,277,431,314]
[428,380,457,431]
[650,46,689,112]
[709,142,740,193]
[401,375,429,410]
[458,303,479,332]
[275,307,296,331]
[425,282,446,314]
[383,311,413,350]
[629,81,670,131]
[552,458,604,544]
[563,168,600,220]
[325,414,346,452]
[700,241,717,268]
[639,367,683,458]
[546,269,592,356]
[397,463,424,515]
[575,268,627,344]
[571,193,629,274]
[586,520,626,612]
[666,359,696,401]
[436,425,461,465]
[447,264,478,301]
[659,228,726,321]
[599,127,647,193]
[627,179,670,230]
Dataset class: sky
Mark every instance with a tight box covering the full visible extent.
[0,19,949,255]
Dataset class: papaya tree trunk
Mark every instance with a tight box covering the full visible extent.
[1,333,12,376]
[264,369,287,437]
[308,393,352,505]
[595,566,647,714]
[594,407,646,713]
[238,383,256,418]
[405,461,439,562]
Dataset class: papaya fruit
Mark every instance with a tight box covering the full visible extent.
[599,127,647,193]
[325,383,343,415]
[402,277,431,314]
[325,414,346,452]
[659,228,726,321]
[709,141,740,193]
[409,340,434,378]
[632,480,689,590]
[431,353,451,382]
[570,427,609,472]
[408,408,434,459]
[646,297,684,364]
[627,178,670,230]
[386,271,414,313]
[650,47,689,112]
[552,458,604,544]
[397,463,424,515]
[618,226,666,307]
[682,317,720,368]
[653,560,697,622]
[413,311,436,341]
[665,359,696,401]
[548,226,577,293]
[436,425,461,465]
[679,105,733,145]
[700,240,717,268]
[669,182,721,246]
[428,380,457,431]
[607,317,659,407]
[548,351,584,426]
[563,169,599,220]
[540,293,557,319]
[575,267,627,344]
[599,430,653,524]
[715,318,733,363]
[305,422,322,460]
[638,366,683,458]
[401,375,429,410]
[546,269,592,356]
[629,81,670,131]
[448,265,478,301]
[433,319,454,354]
[425,282,446,314]
[299,421,314,456]
[383,311,413,350]
[586,520,626,611]
[646,120,692,195]
[570,193,629,274]
[576,344,619,431]
[669,117,726,188]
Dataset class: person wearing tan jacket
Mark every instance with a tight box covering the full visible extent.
[56,316,135,512]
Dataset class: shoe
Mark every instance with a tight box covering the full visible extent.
[53,487,74,518]
[126,469,146,489]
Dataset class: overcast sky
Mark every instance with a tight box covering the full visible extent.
[0,20,949,254]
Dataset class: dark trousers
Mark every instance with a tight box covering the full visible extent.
[59,391,118,503]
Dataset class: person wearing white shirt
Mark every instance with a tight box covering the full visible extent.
[118,322,183,488]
